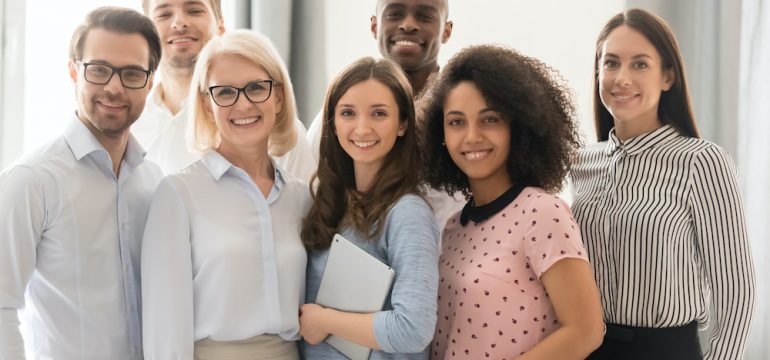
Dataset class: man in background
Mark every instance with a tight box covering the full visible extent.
[136,0,316,179]
[0,7,162,359]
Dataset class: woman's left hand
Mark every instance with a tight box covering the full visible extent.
[299,303,332,345]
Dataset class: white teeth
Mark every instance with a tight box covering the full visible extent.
[394,40,420,46]
[171,37,194,43]
[352,140,378,148]
[614,94,637,101]
[463,150,490,160]
[231,117,259,125]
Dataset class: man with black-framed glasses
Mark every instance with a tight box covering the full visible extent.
[0,6,162,359]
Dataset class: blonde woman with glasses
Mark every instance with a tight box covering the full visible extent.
[141,30,309,360]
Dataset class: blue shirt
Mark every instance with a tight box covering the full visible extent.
[303,194,440,359]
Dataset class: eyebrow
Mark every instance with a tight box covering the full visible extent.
[153,0,207,12]
[336,103,393,109]
[603,52,654,60]
[445,108,496,116]
[382,3,439,13]
[84,59,147,71]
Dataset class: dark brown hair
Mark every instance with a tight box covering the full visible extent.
[301,57,422,250]
[421,44,580,197]
[593,8,699,141]
[69,6,161,72]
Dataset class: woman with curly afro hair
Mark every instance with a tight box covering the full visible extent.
[421,45,604,359]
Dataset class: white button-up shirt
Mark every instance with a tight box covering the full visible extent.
[133,83,317,181]
[0,116,163,360]
[141,151,311,360]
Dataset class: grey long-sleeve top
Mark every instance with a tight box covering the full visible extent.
[302,194,440,359]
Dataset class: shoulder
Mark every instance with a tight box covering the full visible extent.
[516,187,575,223]
[1,137,71,185]
[382,194,439,236]
[387,193,433,220]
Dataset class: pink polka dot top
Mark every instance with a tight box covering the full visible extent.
[431,186,588,359]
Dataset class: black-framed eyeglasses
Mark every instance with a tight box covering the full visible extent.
[208,80,274,107]
[77,61,151,89]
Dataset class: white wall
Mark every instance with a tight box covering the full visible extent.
[322,0,625,141]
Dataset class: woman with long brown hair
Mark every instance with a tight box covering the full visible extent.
[299,57,440,359]
[571,8,755,359]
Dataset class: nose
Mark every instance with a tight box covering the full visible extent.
[614,64,632,87]
[171,12,188,29]
[464,122,483,143]
[103,72,125,95]
[232,89,253,109]
[399,14,418,32]
[353,116,373,135]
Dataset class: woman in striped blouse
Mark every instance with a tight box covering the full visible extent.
[571,8,756,360]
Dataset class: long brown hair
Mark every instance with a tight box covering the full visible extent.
[593,8,699,141]
[301,57,422,250]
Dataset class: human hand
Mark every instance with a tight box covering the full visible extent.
[299,303,332,345]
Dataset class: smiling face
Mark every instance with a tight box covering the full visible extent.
[148,0,224,71]
[206,55,283,154]
[69,28,153,141]
[598,25,674,139]
[371,0,452,73]
[443,81,511,191]
[333,79,406,185]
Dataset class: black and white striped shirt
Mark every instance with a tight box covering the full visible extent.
[571,125,755,359]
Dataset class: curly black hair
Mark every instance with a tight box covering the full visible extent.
[420,44,581,197]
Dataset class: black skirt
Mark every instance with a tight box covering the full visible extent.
[587,322,702,360]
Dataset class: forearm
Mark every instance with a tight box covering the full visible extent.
[0,309,26,359]
[323,308,381,350]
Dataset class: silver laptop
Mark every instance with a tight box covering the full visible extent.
[315,234,396,360]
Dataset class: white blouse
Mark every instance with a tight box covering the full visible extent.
[141,151,311,360]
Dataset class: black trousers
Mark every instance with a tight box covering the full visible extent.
[587,322,702,360]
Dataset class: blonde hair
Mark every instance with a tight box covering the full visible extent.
[188,29,297,156]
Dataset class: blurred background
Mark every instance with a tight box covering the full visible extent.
[0,0,767,358]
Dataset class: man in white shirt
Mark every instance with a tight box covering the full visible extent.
[0,7,163,359]
[135,0,316,179]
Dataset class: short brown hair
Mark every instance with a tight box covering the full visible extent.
[421,45,581,196]
[142,0,223,21]
[69,6,161,72]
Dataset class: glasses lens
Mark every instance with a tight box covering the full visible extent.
[244,81,271,103]
[212,86,238,106]
[84,64,113,84]
[121,69,148,88]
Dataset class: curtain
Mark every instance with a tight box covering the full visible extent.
[0,0,26,168]
[739,0,770,358]
[234,0,327,125]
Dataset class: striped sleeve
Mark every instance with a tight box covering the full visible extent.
[689,145,755,360]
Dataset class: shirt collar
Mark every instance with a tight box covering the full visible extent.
[604,124,681,156]
[64,113,148,168]
[460,183,527,226]
[64,114,106,161]
[201,150,285,188]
